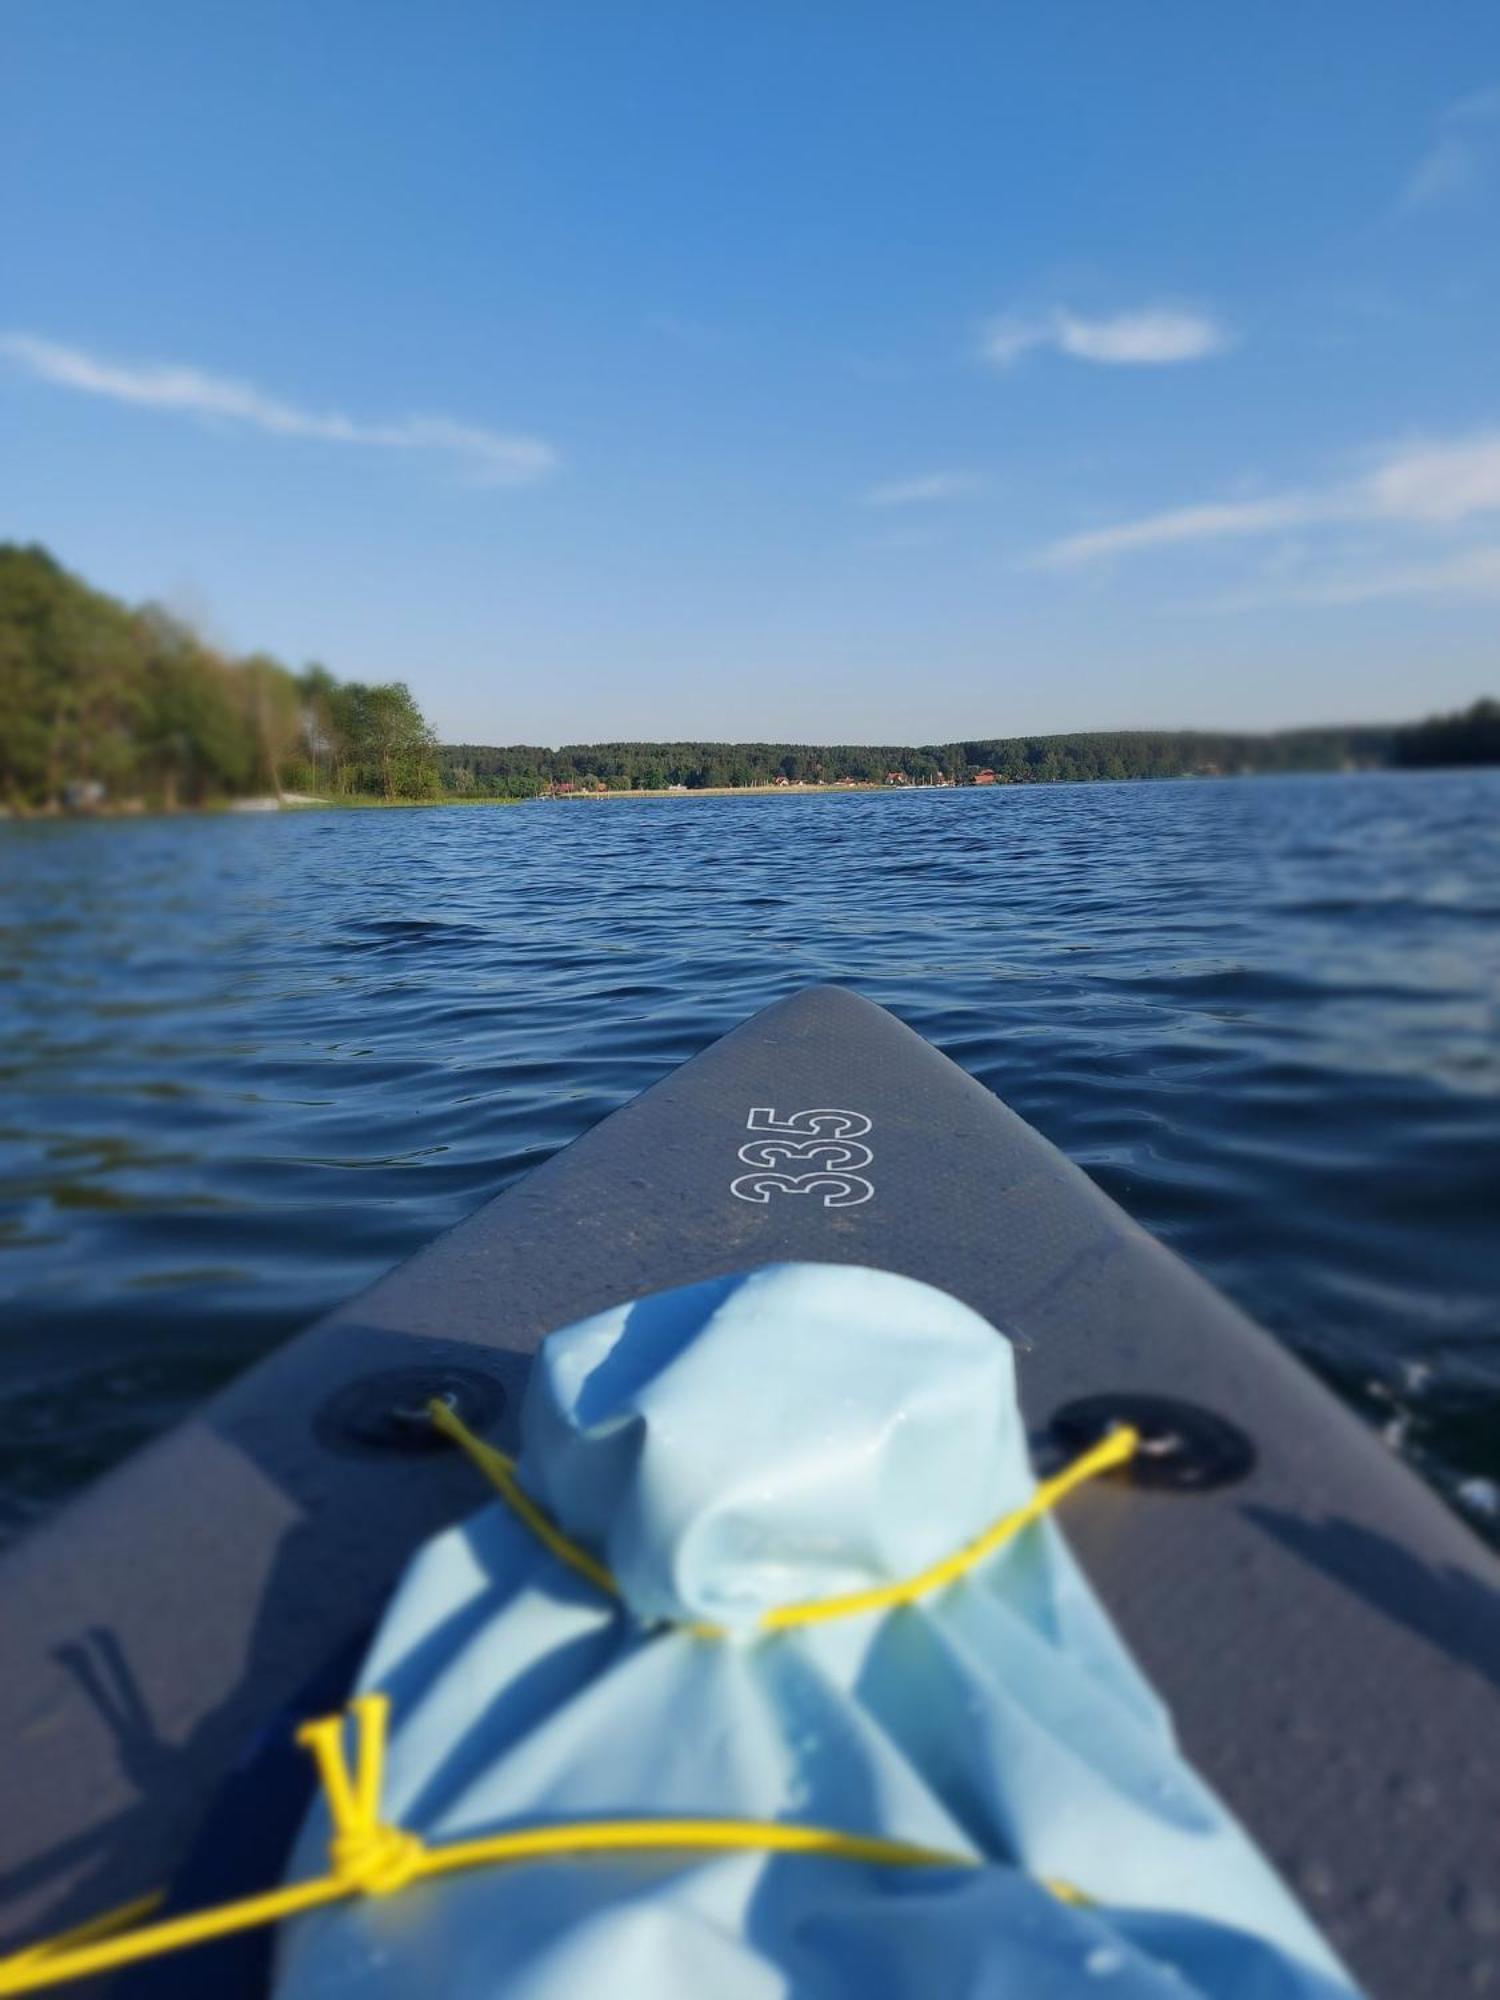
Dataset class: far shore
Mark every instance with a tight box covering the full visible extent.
[544,781,901,800]
[2,783,908,821]
[14,765,1485,824]
[0,793,528,822]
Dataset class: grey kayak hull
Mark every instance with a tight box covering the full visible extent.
[1,985,1496,1995]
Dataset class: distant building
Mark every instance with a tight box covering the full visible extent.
[970,768,998,785]
[884,770,909,786]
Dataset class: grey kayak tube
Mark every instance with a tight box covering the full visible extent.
[0,985,1496,1995]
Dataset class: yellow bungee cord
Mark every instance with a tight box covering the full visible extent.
[0,1411,1135,1995]
[425,1394,1139,1636]
[0,1694,972,1996]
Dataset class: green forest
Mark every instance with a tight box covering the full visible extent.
[442,726,1402,796]
[0,543,439,810]
[443,705,1500,793]
[2,544,1495,813]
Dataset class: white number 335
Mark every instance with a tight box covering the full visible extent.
[730,1106,874,1207]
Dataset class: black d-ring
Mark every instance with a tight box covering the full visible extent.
[314,1365,507,1457]
[1050,1394,1256,1492]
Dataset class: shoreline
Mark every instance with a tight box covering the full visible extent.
[1,784,907,820]
[0,794,528,822]
[4,767,1466,824]
[543,781,903,800]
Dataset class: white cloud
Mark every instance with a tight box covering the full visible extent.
[1285,544,1500,605]
[1215,543,1500,610]
[983,305,1229,370]
[1366,433,1500,521]
[1035,430,1500,570]
[0,332,559,485]
[1395,85,1500,214]
[861,470,984,507]
[1037,494,1333,567]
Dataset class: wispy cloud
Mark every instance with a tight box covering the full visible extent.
[0,332,560,486]
[1039,493,1336,566]
[1213,542,1500,610]
[1276,543,1500,605]
[861,470,984,508]
[983,304,1230,370]
[1395,86,1500,215]
[1035,430,1500,570]
[1366,432,1500,519]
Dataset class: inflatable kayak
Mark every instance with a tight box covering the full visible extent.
[1,986,1496,1996]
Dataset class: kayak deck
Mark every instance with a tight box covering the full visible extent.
[1,985,1496,1994]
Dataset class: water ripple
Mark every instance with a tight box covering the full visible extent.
[1,770,1497,1545]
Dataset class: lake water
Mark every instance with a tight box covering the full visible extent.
[1,772,1497,1549]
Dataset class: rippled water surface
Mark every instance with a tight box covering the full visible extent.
[2,773,1497,1547]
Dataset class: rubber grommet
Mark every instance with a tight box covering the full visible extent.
[1050,1394,1256,1492]
[314,1365,506,1457]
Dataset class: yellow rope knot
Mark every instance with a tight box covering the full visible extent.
[329,1824,426,1897]
[297,1693,426,1896]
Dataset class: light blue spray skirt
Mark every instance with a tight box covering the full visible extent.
[275,1263,1360,1998]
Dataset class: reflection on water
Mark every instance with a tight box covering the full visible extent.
[1,771,1497,1546]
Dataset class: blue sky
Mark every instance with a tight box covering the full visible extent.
[3,2,1498,743]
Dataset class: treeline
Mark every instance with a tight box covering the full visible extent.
[0,544,439,810]
[6,543,1493,813]
[1391,698,1500,769]
[442,725,1399,797]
